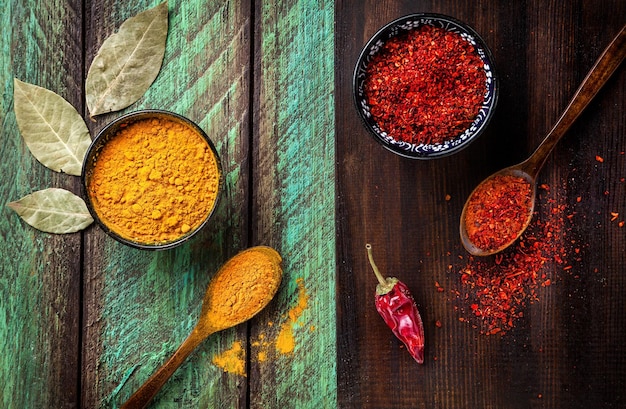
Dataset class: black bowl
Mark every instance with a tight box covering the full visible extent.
[81,109,223,250]
[354,13,498,159]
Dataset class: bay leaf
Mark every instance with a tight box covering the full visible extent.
[13,79,92,176]
[86,2,168,116]
[7,188,94,234]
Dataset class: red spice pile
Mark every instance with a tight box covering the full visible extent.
[364,25,487,145]
[464,174,533,252]
[451,187,575,335]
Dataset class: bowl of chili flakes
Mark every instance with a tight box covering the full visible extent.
[353,13,498,159]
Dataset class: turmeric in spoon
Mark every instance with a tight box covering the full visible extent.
[121,246,283,409]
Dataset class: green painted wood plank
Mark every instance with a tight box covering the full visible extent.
[250,0,337,407]
[0,1,83,408]
[82,1,252,407]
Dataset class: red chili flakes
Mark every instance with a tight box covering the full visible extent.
[435,281,445,292]
[576,196,582,203]
[445,194,452,201]
[364,25,487,145]
[619,221,625,228]
[452,185,575,335]
[435,320,442,328]
[464,175,533,252]
[595,155,604,163]
[610,212,619,222]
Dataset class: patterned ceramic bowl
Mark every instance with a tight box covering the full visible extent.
[353,13,498,159]
[82,110,223,250]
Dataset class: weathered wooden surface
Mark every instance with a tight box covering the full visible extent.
[0,0,82,407]
[82,1,252,407]
[250,0,336,407]
[2,0,335,408]
[3,0,624,408]
[337,1,625,408]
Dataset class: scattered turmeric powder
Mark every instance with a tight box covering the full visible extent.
[247,278,311,361]
[275,324,296,355]
[87,115,220,244]
[212,341,246,376]
[275,278,309,355]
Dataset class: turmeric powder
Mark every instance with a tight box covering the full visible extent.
[87,115,220,244]
[202,246,283,331]
[212,341,246,376]
[275,277,308,354]
[250,278,310,361]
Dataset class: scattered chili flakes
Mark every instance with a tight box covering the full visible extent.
[450,185,576,335]
[610,212,619,222]
[595,155,604,163]
[619,221,625,228]
[445,194,452,201]
[364,24,487,145]
[435,281,445,292]
[435,320,442,328]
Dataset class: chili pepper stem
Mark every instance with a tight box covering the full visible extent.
[366,244,398,295]
[366,244,387,286]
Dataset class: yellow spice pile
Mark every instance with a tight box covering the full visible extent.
[88,117,220,244]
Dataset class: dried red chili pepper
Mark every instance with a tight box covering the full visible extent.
[366,244,425,363]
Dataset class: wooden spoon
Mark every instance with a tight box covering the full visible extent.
[460,24,626,256]
[121,246,283,409]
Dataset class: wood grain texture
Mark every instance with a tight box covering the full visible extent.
[336,1,625,408]
[250,0,337,408]
[6,0,622,407]
[82,1,252,407]
[0,1,83,408]
[3,0,338,407]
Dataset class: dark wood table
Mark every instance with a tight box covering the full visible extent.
[1,1,624,408]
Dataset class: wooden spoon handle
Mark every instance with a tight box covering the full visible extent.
[524,24,626,176]
[120,328,209,409]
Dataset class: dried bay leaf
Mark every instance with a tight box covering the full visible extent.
[86,2,168,116]
[13,79,92,176]
[7,188,94,234]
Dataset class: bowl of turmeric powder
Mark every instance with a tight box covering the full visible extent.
[82,110,223,249]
